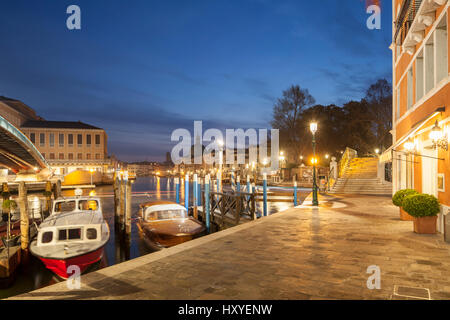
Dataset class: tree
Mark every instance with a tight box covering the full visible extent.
[364,79,392,151]
[271,85,315,163]
[271,79,393,165]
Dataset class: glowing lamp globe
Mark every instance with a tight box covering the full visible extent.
[430,121,443,141]
[310,122,318,135]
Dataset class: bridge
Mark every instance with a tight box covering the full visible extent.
[0,115,48,174]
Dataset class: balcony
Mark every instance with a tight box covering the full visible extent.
[394,0,446,54]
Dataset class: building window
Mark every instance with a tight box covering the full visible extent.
[49,133,55,147]
[39,133,45,147]
[49,153,55,160]
[435,14,448,85]
[396,87,401,120]
[425,36,435,94]
[77,153,82,160]
[86,134,91,146]
[30,133,35,144]
[68,153,74,160]
[95,134,100,146]
[86,153,91,160]
[77,134,83,147]
[59,134,64,147]
[416,50,424,102]
[95,153,100,160]
[59,153,64,160]
[407,67,413,110]
[68,134,74,146]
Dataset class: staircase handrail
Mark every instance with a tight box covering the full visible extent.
[337,147,357,178]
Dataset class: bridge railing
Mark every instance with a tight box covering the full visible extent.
[337,147,358,178]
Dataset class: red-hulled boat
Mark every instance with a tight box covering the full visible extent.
[30,196,109,279]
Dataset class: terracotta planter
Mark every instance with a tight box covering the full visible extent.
[400,207,414,221]
[413,216,437,234]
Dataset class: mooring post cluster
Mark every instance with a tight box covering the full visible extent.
[113,170,132,238]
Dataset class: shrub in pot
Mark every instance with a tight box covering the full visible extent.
[403,193,440,234]
[392,189,418,221]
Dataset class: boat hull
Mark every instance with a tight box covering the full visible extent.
[137,219,205,250]
[38,247,104,279]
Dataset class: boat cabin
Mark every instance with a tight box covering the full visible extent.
[52,196,102,215]
[37,223,103,246]
[140,202,188,222]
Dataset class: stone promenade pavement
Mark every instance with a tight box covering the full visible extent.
[10,194,450,300]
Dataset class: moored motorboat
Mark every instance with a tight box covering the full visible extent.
[30,196,109,279]
[137,201,205,250]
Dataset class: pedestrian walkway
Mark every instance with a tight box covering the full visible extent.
[10,194,450,300]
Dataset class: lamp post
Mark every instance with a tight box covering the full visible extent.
[310,122,318,206]
[279,152,285,181]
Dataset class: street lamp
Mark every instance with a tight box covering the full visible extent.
[310,122,319,206]
[375,148,380,155]
[404,138,415,152]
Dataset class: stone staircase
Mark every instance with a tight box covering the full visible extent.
[329,157,392,195]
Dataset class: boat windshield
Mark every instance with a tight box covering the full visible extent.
[145,209,187,221]
[54,201,76,213]
[79,200,99,211]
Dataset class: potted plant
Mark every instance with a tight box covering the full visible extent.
[392,189,418,221]
[403,193,440,234]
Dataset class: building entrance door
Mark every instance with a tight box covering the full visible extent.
[421,141,440,232]
[421,143,438,197]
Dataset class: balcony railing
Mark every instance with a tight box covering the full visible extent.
[394,0,423,45]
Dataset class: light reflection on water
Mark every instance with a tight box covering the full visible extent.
[0,177,307,299]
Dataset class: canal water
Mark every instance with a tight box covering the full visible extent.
[0,177,307,299]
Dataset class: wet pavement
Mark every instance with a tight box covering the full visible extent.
[11,193,450,300]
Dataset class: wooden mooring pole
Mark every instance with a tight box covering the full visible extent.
[53,180,62,200]
[197,177,202,207]
[175,177,180,204]
[193,174,198,219]
[125,179,132,235]
[119,177,125,231]
[113,172,121,231]
[263,173,268,217]
[18,182,29,259]
[293,176,298,206]
[44,181,52,217]
[204,174,210,233]
[184,174,189,211]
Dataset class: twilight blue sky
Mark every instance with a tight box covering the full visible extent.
[0,0,392,162]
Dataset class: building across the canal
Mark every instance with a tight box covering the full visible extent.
[0,96,113,183]
[388,1,449,231]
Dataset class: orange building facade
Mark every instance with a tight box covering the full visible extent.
[391,0,449,232]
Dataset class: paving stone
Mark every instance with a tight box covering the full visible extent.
[10,194,450,300]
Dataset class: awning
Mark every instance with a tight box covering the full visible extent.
[394,106,445,149]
